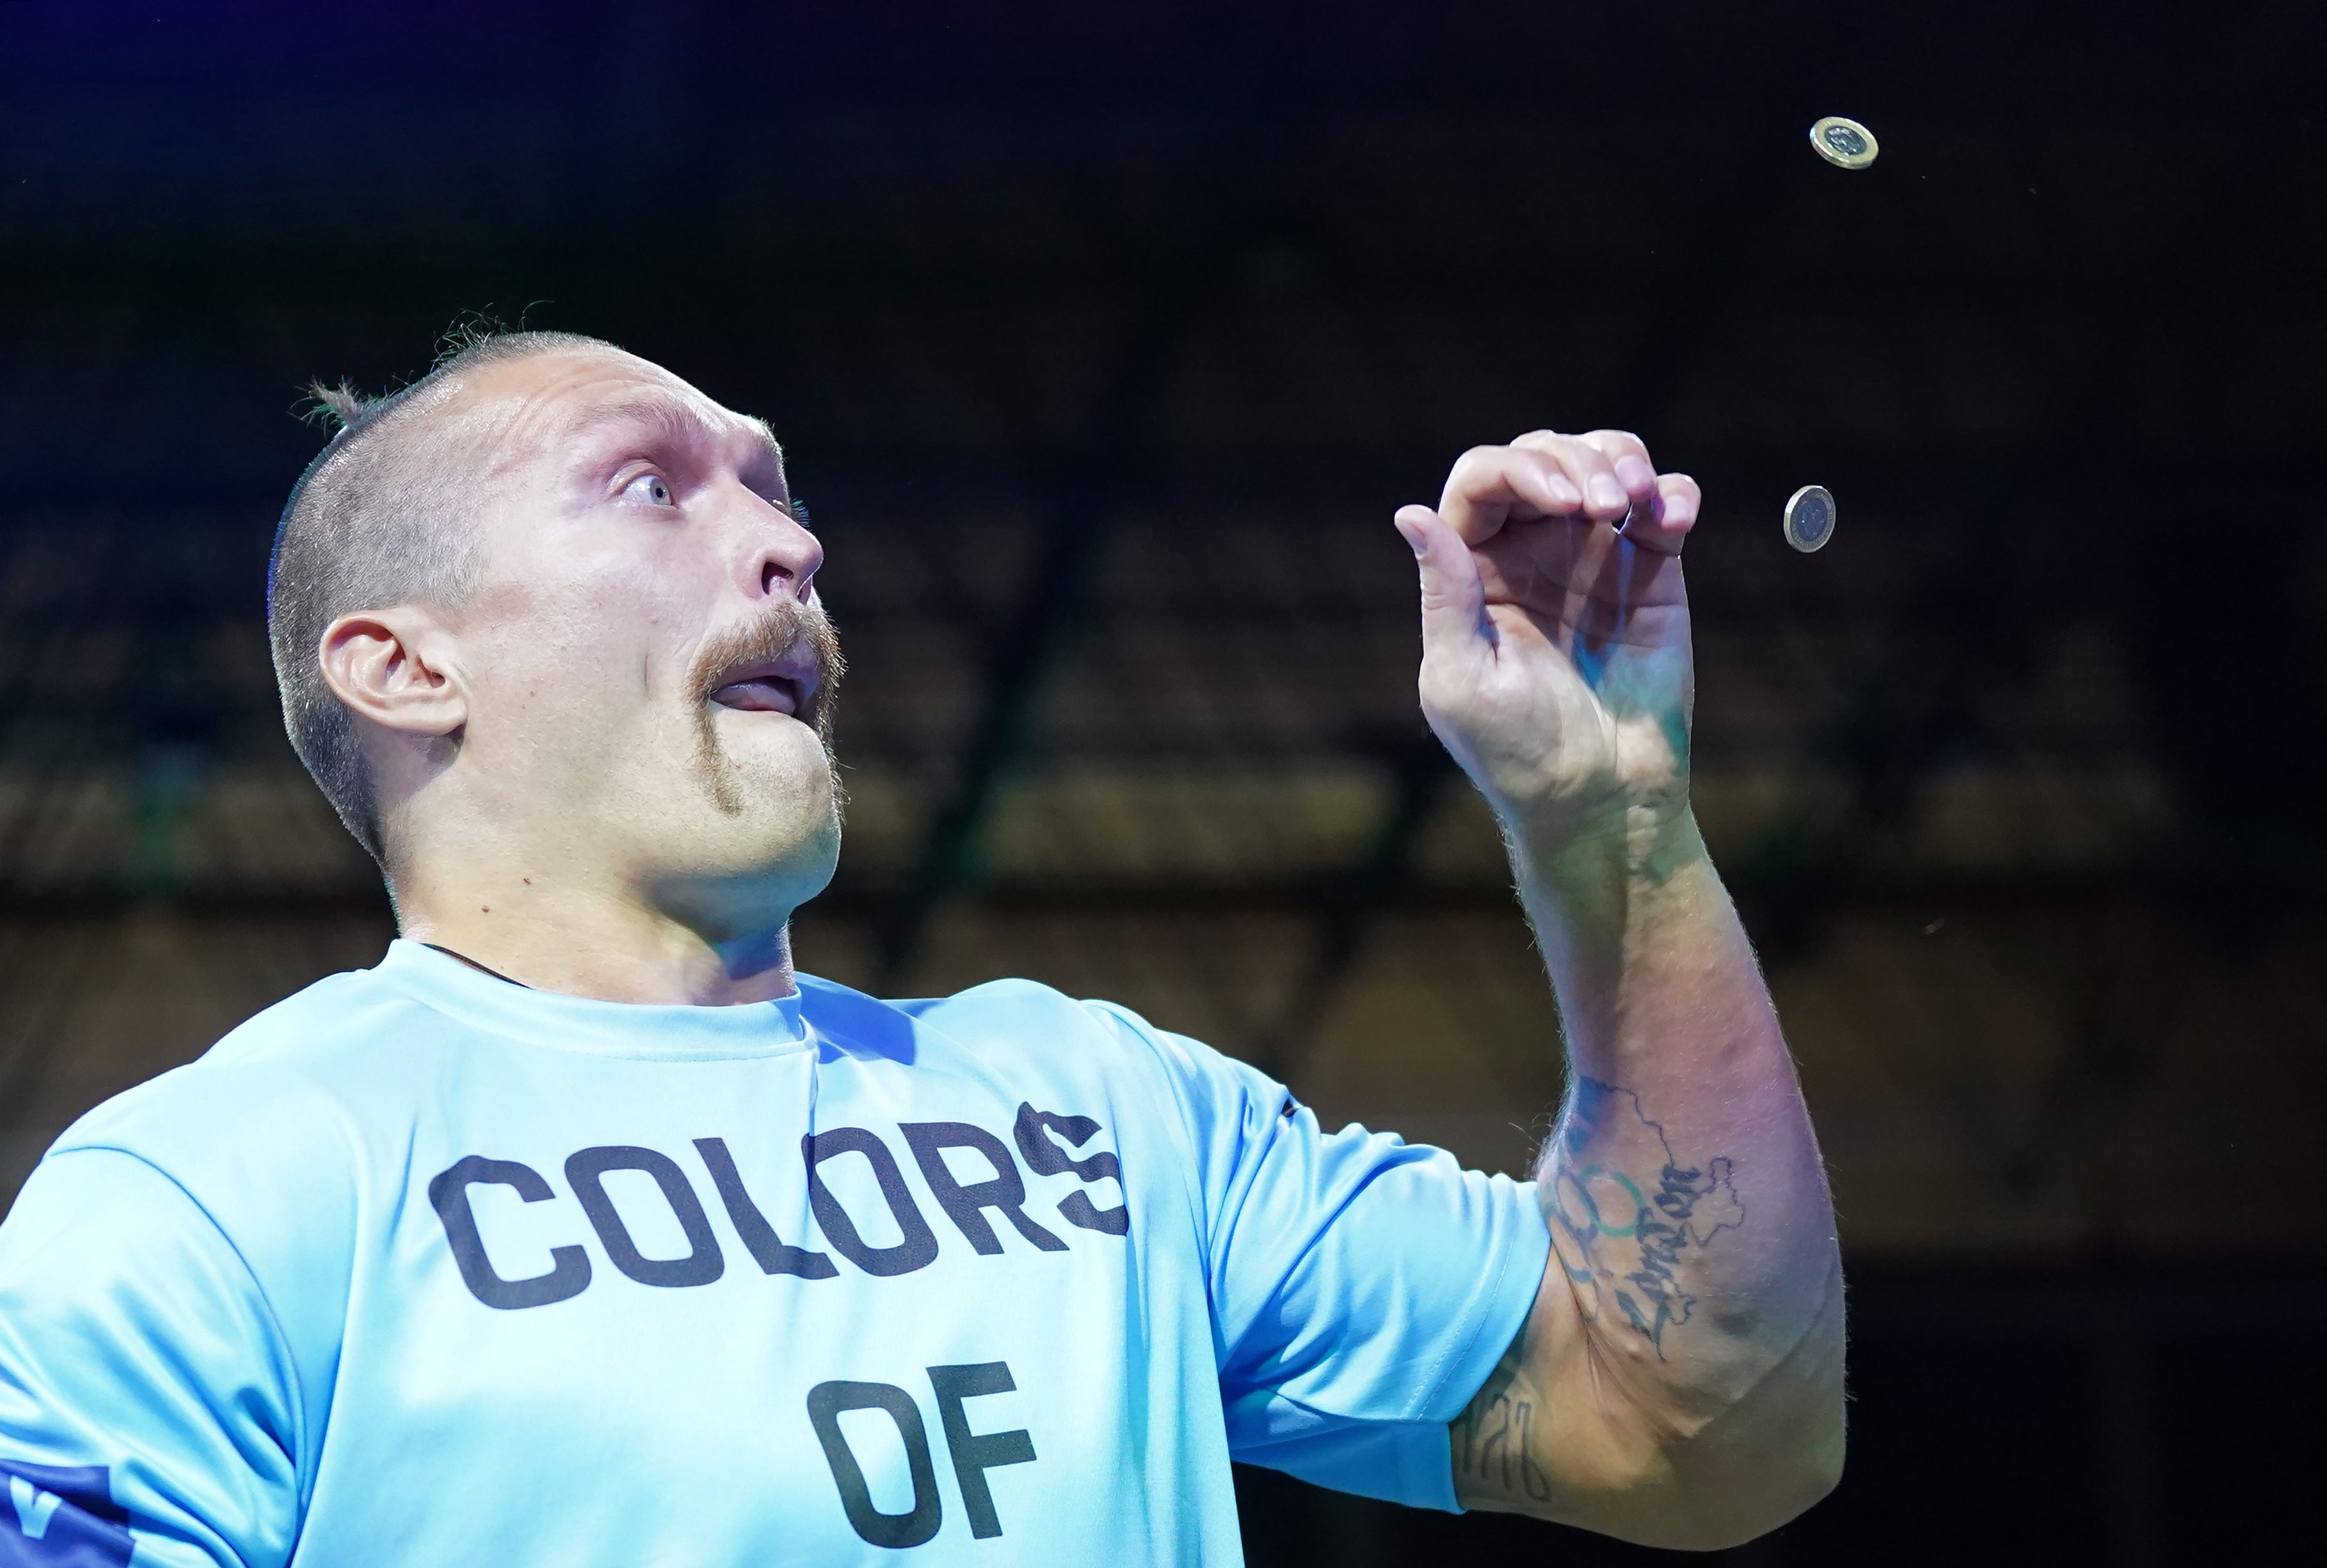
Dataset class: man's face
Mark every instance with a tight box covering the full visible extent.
[440,348,842,931]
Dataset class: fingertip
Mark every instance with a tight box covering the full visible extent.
[1613,491,1693,552]
[1658,472,1702,524]
[1395,504,1445,556]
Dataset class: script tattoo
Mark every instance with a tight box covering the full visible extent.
[1451,1329,1551,1505]
[1544,1078,1743,1359]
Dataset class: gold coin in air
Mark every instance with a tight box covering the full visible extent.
[1784,486,1836,552]
[1809,116,1878,170]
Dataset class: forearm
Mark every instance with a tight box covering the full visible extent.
[1523,802,1837,1319]
[1508,803,1844,1537]
[1398,430,1841,1541]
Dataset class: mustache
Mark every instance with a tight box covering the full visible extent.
[686,597,844,743]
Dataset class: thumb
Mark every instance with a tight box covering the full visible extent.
[1394,504,1491,666]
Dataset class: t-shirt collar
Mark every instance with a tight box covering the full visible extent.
[375,938,812,1060]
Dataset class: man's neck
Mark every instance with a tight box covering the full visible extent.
[392,875,800,1006]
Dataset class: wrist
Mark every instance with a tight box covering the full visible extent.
[1507,801,1709,906]
[1507,795,1701,873]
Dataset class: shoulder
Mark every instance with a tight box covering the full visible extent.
[797,972,1137,1063]
[198,962,444,1074]
[797,971,1272,1115]
[801,972,1259,1085]
[803,973,1283,1145]
[15,968,431,1362]
[42,963,436,1241]
[58,964,421,1151]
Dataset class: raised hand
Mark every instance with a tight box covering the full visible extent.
[1392,430,1702,847]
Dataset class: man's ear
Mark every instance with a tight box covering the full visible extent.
[317,606,467,737]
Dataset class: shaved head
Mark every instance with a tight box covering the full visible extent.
[268,330,609,860]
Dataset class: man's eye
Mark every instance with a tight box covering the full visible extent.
[621,472,675,506]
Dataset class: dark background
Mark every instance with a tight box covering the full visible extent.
[4,1,2323,1562]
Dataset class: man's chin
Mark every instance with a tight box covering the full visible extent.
[689,708,836,815]
[646,819,843,937]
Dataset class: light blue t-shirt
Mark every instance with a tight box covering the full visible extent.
[0,940,1548,1566]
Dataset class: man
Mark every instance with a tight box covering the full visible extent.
[0,332,1843,1565]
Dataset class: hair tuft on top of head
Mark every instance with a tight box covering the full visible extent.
[302,379,371,432]
[435,313,512,369]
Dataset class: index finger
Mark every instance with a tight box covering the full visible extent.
[1574,429,1661,517]
[1434,445,1585,545]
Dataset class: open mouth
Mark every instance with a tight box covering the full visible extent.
[707,656,817,717]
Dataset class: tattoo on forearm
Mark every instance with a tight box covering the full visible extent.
[1543,1078,1743,1359]
[1453,1331,1551,1503]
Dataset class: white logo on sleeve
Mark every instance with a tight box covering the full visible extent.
[9,1474,63,1539]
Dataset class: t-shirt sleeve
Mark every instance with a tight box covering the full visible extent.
[1094,1004,1551,1512]
[0,1148,303,1567]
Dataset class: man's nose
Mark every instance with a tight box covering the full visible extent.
[744,493,823,604]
